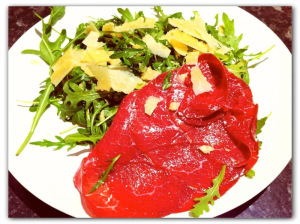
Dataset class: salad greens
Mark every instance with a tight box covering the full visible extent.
[206,13,274,84]
[18,6,270,156]
[190,165,226,217]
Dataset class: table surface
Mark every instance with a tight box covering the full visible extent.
[8,6,292,218]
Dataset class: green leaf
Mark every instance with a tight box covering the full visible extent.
[117,8,134,22]
[39,29,67,65]
[89,154,121,194]
[246,169,255,179]
[63,77,100,109]
[48,6,65,26]
[222,13,235,38]
[256,112,272,135]
[29,7,67,65]
[134,11,145,20]
[21,49,41,55]
[30,135,77,151]
[64,132,102,145]
[153,6,183,31]
[96,106,118,127]
[16,79,55,155]
[190,165,226,217]
[162,71,172,90]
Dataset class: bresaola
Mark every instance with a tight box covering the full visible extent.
[74,53,259,218]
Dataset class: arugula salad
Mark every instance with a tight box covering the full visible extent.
[15,6,271,217]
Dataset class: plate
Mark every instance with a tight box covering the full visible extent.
[8,6,292,218]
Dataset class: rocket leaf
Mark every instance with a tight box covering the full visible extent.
[190,165,226,217]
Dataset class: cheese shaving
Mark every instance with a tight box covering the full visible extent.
[109,69,144,94]
[161,33,188,56]
[144,96,162,116]
[102,22,115,32]
[165,29,208,53]
[199,145,215,154]
[141,67,161,81]
[191,66,213,95]
[168,16,230,54]
[142,34,171,58]
[114,17,155,32]
[82,64,111,91]
[169,102,180,111]
[185,51,200,65]
[177,73,188,83]
[51,48,83,86]
[82,31,103,49]
[81,47,111,64]
[85,21,99,35]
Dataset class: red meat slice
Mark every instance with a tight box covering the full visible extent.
[74,53,259,218]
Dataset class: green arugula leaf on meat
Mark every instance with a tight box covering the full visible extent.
[190,165,226,217]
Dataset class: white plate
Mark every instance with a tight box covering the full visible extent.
[8,6,292,218]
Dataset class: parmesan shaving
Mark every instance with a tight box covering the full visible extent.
[51,48,83,86]
[108,69,144,94]
[185,51,200,65]
[85,21,100,35]
[141,67,161,81]
[170,39,188,56]
[144,96,162,116]
[168,16,230,54]
[81,47,111,64]
[102,22,115,32]
[114,17,155,32]
[81,63,143,93]
[161,33,188,56]
[165,29,208,53]
[177,73,188,83]
[142,34,171,58]
[169,102,180,111]
[191,66,213,95]
[82,31,103,49]
[81,64,111,91]
[199,145,215,154]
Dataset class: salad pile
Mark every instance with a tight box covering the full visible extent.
[17,6,270,156]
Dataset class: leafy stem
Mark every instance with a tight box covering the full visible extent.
[16,80,55,156]
[162,71,172,90]
[30,135,77,151]
[89,154,121,194]
[190,165,226,217]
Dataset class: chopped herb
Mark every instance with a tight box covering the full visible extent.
[89,154,121,194]
[190,165,226,217]
[162,71,172,90]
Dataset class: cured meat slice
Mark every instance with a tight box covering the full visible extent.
[74,53,259,218]
[176,54,229,126]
